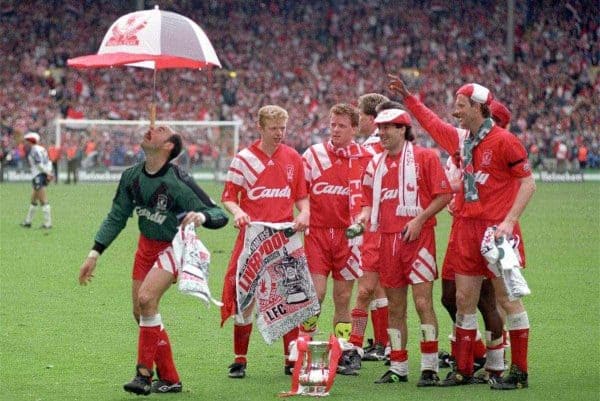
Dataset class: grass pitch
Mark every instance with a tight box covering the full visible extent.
[0,181,598,401]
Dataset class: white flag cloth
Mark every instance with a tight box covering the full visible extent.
[481,226,531,301]
[236,222,320,344]
[172,223,222,307]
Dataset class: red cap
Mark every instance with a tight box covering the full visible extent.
[490,100,512,128]
[24,132,40,144]
[374,109,412,126]
[456,83,493,105]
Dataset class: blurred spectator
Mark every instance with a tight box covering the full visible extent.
[528,142,543,171]
[0,0,597,171]
[48,142,61,182]
[65,138,82,183]
[577,143,588,170]
[555,139,568,173]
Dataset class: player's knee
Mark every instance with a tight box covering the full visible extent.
[414,295,433,316]
[499,298,525,315]
[137,291,157,311]
[388,308,406,322]
[356,285,374,304]
[334,291,352,309]
[455,289,472,311]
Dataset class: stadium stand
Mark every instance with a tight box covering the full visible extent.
[1,0,598,173]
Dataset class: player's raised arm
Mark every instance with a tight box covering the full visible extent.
[387,73,460,155]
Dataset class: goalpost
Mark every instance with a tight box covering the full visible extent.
[54,118,242,182]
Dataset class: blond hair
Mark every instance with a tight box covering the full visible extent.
[258,105,289,128]
[358,93,389,117]
[329,103,359,127]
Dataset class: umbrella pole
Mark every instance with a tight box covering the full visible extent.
[150,68,157,128]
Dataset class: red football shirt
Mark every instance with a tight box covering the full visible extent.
[303,143,371,228]
[221,141,307,223]
[362,146,452,233]
[405,95,532,221]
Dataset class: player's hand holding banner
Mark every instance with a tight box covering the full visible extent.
[236,222,320,344]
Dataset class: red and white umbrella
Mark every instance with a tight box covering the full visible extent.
[67,6,221,125]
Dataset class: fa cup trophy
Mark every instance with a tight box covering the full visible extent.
[283,335,342,397]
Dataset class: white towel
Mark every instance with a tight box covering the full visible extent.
[370,141,422,231]
[481,226,531,301]
[172,223,222,307]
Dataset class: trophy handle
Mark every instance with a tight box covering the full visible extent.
[287,336,308,395]
[325,335,342,393]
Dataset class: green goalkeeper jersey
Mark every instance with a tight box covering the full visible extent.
[93,161,228,252]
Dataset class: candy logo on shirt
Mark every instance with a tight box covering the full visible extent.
[134,207,167,224]
[247,186,291,200]
[312,182,350,196]
[381,188,400,201]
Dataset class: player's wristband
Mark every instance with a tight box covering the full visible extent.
[87,250,100,259]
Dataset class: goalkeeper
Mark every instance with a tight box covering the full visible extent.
[77,125,229,396]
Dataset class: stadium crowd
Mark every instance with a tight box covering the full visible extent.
[1,0,598,173]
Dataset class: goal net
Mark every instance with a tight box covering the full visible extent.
[53,118,242,182]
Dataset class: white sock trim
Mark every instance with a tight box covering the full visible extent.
[42,204,52,225]
[484,347,505,371]
[421,352,438,372]
[420,324,437,342]
[387,328,402,350]
[390,360,408,376]
[140,314,162,327]
[507,312,529,330]
[25,204,36,223]
[456,313,478,330]
[374,298,388,308]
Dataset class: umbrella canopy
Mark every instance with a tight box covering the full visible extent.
[67,7,221,70]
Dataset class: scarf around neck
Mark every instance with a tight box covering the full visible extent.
[370,141,422,231]
[462,118,493,202]
[326,140,372,244]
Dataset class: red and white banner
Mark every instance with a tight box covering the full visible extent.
[236,222,320,344]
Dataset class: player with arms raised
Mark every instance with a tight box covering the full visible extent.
[388,75,535,390]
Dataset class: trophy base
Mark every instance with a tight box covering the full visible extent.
[299,385,329,397]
